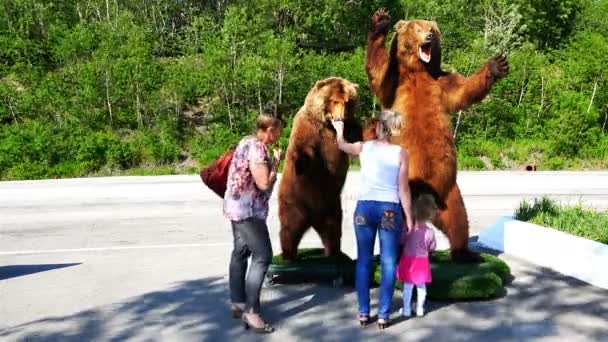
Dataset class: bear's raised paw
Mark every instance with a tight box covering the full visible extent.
[489,55,509,79]
[371,8,391,36]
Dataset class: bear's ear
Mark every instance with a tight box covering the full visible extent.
[430,21,441,35]
[394,20,410,31]
[314,79,329,90]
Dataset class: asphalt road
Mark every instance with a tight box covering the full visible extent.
[1,171,607,341]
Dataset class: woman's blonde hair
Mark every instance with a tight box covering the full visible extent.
[413,194,438,223]
[375,110,403,140]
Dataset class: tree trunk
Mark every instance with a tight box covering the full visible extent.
[5,96,19,127]
[151,4,157,31]
[257,78,262,114]
[135,66,143,127]
[372,96,376,114]
[105,70,113,125]
[105,0,110,21]
[278,64,284,105]
[602,109,607,135]
[518,64,527,106]
[587,80,598,114]
[222,81,233,130]
[76,3,82,20]
[174,92,180,123]
[537,75,545,118]
[453,110,463,139]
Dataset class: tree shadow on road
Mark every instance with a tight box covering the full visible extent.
[1,263,607,341]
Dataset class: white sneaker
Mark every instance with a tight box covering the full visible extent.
[416,305,424,316]
[399,307,411,317]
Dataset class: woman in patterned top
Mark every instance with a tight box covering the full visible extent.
[223,112,283,334]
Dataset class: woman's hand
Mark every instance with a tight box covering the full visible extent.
[331,120,344,138]
[272,148,282,164]
[331,120,362,155]
[406,216,414,233]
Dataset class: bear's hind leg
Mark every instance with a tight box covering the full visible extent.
[279,205,310,262]
[433,184,481,263]
[312,210,343,257]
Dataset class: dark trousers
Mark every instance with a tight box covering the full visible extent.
[229,217,273,313]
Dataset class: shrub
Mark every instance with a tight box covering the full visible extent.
[515,196,608,244]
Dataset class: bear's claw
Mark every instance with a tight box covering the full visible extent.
[371,8,391,36]
[489,54,509,79]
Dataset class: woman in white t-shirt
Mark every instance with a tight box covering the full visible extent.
[332,110,413,330]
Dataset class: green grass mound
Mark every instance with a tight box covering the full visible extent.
[269,249,510,301]
[373,251,511,301]
[269,248,355,284]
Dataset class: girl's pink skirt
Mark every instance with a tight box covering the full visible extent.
[396,255,432,284]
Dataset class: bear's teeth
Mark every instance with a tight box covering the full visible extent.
[419,46,431,63]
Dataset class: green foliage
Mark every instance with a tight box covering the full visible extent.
[0,0,607,179]
[190,125,241,167]
[515,0,583,49]
[514,196,560,221]
[515,196,608,244]
[548,91,600,157]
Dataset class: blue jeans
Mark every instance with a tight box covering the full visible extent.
[354,200,403,320]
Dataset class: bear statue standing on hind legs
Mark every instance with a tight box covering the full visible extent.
[278,77,363,261]
[364,8,509,262]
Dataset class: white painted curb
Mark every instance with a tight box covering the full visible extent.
[478,217,608,290]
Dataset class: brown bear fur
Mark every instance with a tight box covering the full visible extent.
[278,77,362,261]
[364,9,509,261]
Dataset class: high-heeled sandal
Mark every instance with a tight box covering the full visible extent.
[377,318,390,330]
[242,313,275,334]
[231,306,243,319]
[358,314,370,327]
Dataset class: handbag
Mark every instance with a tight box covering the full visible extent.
[199,146,236,198]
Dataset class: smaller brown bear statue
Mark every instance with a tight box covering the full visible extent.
[278,77,363,261]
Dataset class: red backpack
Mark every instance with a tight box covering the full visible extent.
[199,146,236,198]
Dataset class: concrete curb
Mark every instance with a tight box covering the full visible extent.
[477,217,608,290]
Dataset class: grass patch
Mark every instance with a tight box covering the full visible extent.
[269,248,355,284]
[271,248,354,266]
[514,196,608,244]
[374,250,510,301]
[270,248,510,301]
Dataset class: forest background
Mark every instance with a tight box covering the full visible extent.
[1,0,607,180]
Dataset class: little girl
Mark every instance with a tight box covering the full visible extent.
[397,194,437,317]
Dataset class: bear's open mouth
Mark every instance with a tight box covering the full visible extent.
[419,43,432,63]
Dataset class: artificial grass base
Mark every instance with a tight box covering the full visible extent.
[374,250,511,301]
[269,248,511,301]
[268,248,355,285]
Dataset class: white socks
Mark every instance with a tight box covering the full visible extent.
[416,284,426,316]
[401,283,427,317]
